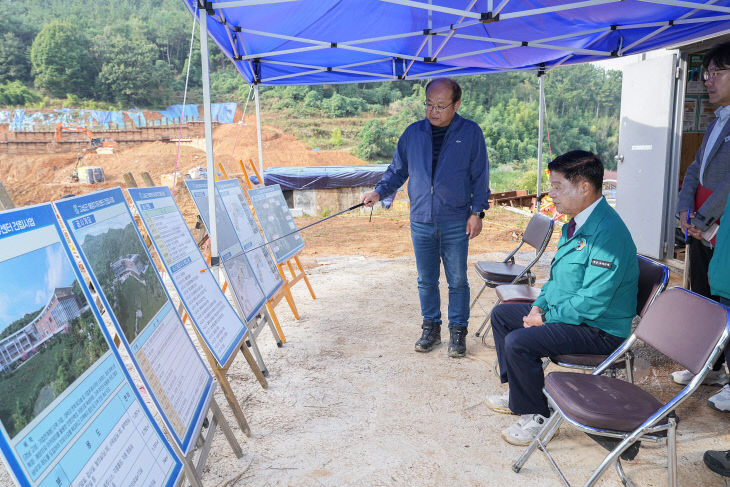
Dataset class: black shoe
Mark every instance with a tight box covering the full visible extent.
[415,320,441,352]
[447,326,467,358]
[704,449,730,477]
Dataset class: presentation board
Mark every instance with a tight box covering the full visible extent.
[128,186,248,367]
[184,180,266,321]
[0,203,182,486]
[215,179,282,299]
[248,184,304,264]
[54,188,213,455]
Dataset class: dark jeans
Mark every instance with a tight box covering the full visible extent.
[492,303,626,417]
[410,220,470,329]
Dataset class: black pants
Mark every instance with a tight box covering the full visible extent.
[688,237,727,370]
[689,236,718,300]
[491,303,626,417]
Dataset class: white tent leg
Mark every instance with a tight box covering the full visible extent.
[255,85,264,182]
[200,7,219,275]
[536,74,545,212]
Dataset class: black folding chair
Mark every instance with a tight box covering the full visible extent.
[513,287,730,487]
[471,212,554,341]
[546,255,669,383]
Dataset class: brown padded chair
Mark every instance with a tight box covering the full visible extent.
[512,287,730,487]
[471,212,554,340]
[547,254,669,382]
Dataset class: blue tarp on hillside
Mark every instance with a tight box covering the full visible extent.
[182,0,730,86]
[157,104,200,122]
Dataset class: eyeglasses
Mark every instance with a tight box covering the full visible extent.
[703,68,730,81]
[424,102,454,113]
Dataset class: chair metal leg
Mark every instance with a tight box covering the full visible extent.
[614,459,636,487]
[513,411,563,473]
[475,311,491,337]
[667,416,677,487]
[470,282,487,310]
[476,298,501,347]
[493,357,500,379]
[625,352,635,384]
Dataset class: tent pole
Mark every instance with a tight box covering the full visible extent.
[536,74,545,213]
[200,7,219,274]
[254,84,264,183]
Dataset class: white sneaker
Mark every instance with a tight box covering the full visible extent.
[671,368,729,386]
[501,413,552,446]
[708,385,730,413]
[486,392,515,415]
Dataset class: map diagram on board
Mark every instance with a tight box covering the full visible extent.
[249,184,304,264]
[216,180,282,299]
[184,179,266,322]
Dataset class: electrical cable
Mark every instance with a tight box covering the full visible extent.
[173,4,199,187]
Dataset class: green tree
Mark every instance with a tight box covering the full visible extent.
[30,21,97,98]
[96,34,173,106]
[0,32,32,83]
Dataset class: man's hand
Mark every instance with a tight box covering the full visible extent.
[362,191,381,207]
[523,306,544,328]
[466,215,482,239]
[680,210,702,240]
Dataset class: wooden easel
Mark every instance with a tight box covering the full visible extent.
[179,384,243,487]
[277,253,317,311]
[0,182,15,210]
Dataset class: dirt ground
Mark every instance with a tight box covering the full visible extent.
[1,126,730,486]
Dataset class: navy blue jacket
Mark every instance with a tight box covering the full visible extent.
[374,113,490,223]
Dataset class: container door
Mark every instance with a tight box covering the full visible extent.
[615,53,680,259]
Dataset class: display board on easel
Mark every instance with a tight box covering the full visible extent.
[0,203,183,487]
[216,179,282,299]
[128,186,267,432]
[215,178,294,340]
[248,184,304,264]
[185,179,282,376]
[185,180,266,322]
[54,188,213,456]
[248,184,316,309]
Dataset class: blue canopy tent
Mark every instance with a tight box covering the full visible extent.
[180,0,730,267]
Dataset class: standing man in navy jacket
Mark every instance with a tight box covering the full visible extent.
[362,78,490,358]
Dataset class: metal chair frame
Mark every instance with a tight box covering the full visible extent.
[472,213,555,341]
[512,288,730,487]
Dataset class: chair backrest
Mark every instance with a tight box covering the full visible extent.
[636,255,669,318]
[635,287,730,375]
[522,213,555,252]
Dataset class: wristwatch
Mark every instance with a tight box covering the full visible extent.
[471,211,485,219]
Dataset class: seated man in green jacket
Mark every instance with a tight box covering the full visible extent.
[486,150,639,446]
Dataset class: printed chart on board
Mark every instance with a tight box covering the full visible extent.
[128,186,248,366]
[215,179,282,299]
[0,203,182,487]
[54,188,213,455]
[185,179,266,322]
[248,184,304,264]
